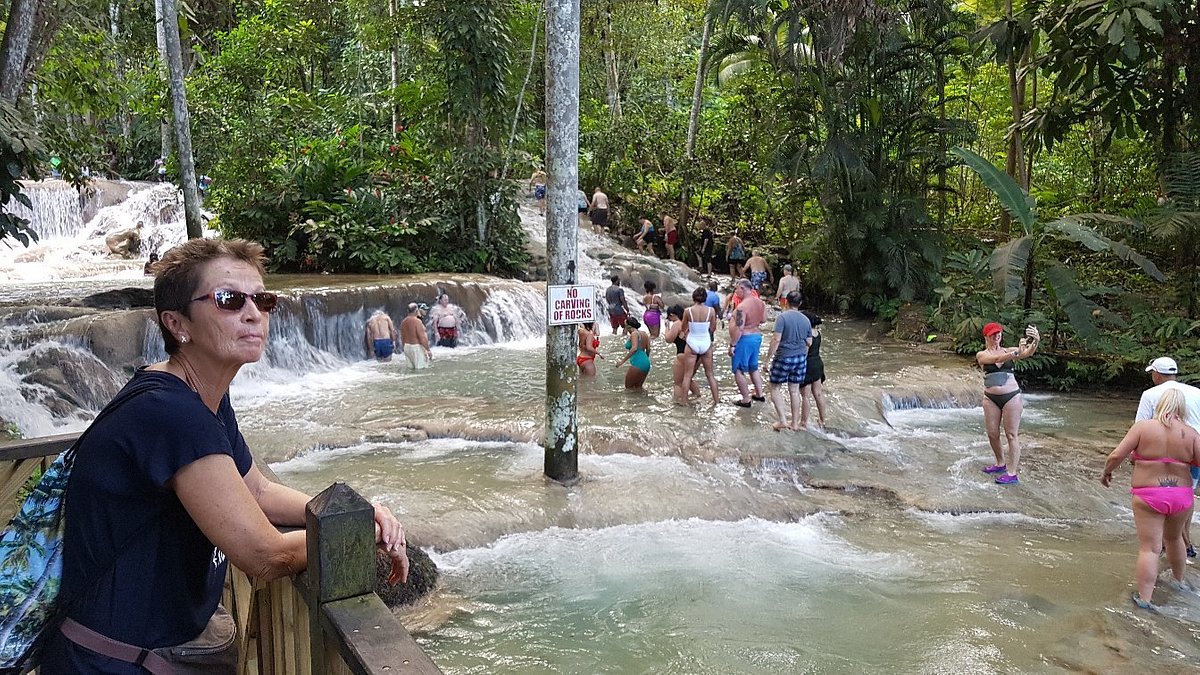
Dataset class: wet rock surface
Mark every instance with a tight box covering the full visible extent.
[375,547,439,608]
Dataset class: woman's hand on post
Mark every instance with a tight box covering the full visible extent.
[373,503,410,585]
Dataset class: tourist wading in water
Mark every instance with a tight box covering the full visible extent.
[680,287,720,405]
[730,279,767,407]
[401,303,432,369]
[430,294,460,348]
[1103,388,1200,611]
[1135,356,1200,558]
[604,275,629,336]
[364,309,398,361]
[664,305,701,403]
[641,281,664,339]
[765,291,812,431]
[977,322,1039,484]
[800,310,827,429]
[615,317,651,389]
[577,321,601,376]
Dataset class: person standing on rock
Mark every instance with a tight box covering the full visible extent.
[577,188,591,229]
[696,221,715,276]
[604,276,629,336]
[401,303,432,369]
[729,279,767,407]
[663,214,679,261]
[635,217,656,256]
[726,232,747,278]
[529,168,547,215]
[590,187,610,234]
[744,250,772,292]
[364,309,399,362]
[775,264,800,306]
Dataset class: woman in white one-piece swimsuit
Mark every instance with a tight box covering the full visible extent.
[682,287,720,404]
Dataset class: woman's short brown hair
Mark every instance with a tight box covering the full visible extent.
[153,238,268,354]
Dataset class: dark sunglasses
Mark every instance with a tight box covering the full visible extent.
[190,289,279,313]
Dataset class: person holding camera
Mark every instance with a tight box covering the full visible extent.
[977,322,1040,484]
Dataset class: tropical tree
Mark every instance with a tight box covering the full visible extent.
[953,145,1164,341]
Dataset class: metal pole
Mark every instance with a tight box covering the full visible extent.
[543,0,579,483]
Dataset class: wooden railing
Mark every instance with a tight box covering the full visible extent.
[1,434,441,674]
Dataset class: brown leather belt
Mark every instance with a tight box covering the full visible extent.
[60,618,176,674]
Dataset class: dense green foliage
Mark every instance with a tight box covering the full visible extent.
[1,0,1197,386]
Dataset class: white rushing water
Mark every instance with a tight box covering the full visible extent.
[0,181,214,283]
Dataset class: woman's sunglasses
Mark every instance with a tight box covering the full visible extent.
[190,289,280,313]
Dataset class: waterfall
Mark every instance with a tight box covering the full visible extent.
[2,181,83,241]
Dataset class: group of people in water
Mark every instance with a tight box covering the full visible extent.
[582,274,827,430]
[975,319,1200,612]
[362,293,462,368]
[527,176,1200,614]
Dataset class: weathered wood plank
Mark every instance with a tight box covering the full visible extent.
[321,595,442,675]
[0,456,45,524]
[0,433,77,461]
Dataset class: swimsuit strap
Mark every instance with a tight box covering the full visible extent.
[1130,450,1188,465]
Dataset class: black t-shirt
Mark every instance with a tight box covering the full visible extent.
[699,228,714,255]
[43,369,252,672]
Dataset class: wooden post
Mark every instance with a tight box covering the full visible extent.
[305,482,375,674]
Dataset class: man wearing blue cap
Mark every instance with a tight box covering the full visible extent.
[1137,356,1200,557]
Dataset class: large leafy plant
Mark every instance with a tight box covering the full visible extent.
[952,146,1164,342]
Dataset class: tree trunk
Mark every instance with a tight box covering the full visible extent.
[155,0,173,164]
[389,0,400,137]
[160,0,203,239]
[111,0,131,172]
[543,0,580,484]
[677,13,712,235]
[601,0,621,119]
[0,0,39,101]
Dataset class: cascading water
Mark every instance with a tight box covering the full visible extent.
[2,180,83,241]
[4,191,1197,671]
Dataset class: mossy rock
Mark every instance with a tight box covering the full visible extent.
[374,546,439,608]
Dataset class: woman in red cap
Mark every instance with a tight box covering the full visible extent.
[977,321,1040,484]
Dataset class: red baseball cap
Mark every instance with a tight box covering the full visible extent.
[982,322,1003,337]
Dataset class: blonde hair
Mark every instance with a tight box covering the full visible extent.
[1154,388,1189,424]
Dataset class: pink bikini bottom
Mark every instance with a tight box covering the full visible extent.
[1131,486,1195,516]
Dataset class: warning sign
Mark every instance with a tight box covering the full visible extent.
[547,285,596,326]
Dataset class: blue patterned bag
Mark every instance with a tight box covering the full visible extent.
[0,376,156,673]
[0,450,73,671]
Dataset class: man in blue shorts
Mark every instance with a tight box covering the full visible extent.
[765,291,812,431]
[729,278,767,407]
[364,309,398,361]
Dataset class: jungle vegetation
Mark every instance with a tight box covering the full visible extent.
[0,0,1196,387]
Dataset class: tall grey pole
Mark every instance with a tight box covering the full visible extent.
[543,0,579,483]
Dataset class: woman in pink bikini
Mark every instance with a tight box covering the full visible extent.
[1102,388,1200,610]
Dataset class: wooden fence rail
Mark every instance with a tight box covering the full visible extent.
[1,433,441,675]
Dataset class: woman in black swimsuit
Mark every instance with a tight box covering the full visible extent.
[976,322,1040,485]
[800,311,826,429]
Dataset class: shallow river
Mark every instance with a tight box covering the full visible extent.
[252,321,1200,673]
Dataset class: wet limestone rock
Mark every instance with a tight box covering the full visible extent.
[15,345,123,415]
[73,287,155,310]
[375,546,439,608]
